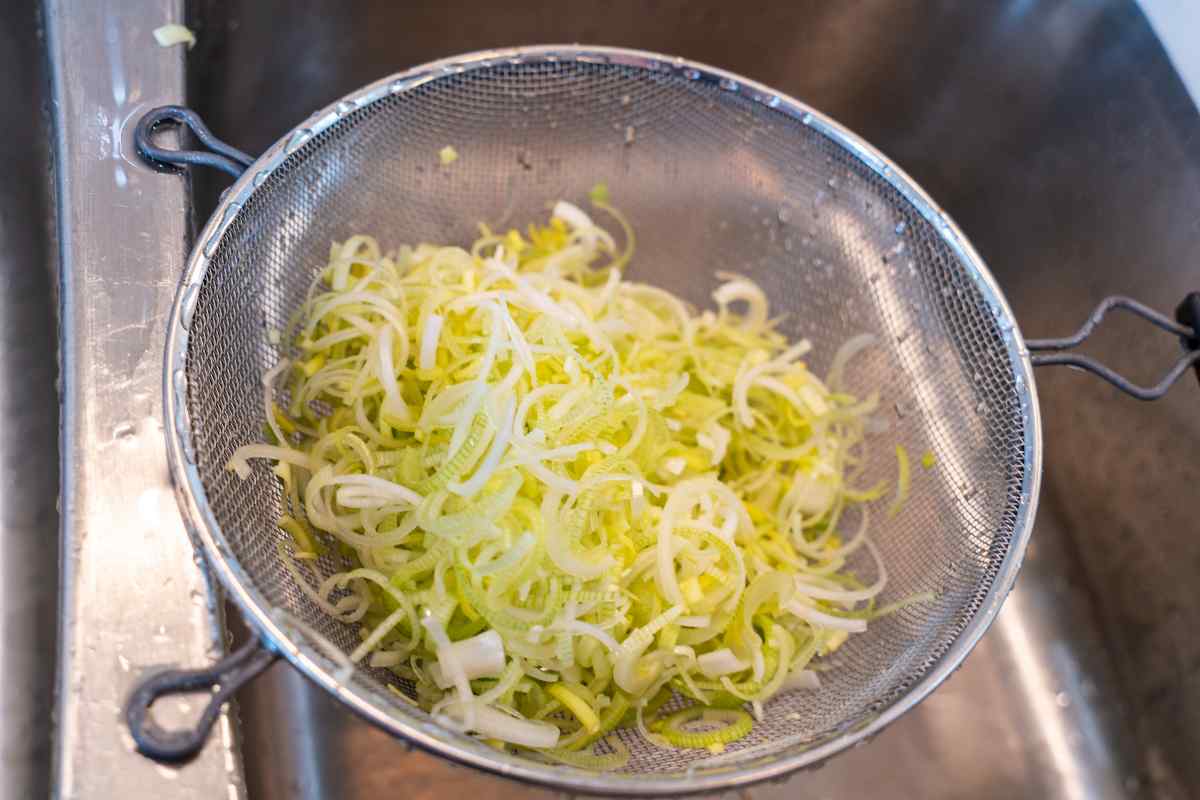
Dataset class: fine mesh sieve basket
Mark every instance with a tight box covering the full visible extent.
[125,46,1200,796]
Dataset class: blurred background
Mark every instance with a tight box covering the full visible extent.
[9,1,1200,798]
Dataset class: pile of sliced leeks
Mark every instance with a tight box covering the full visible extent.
[229,185,922,764]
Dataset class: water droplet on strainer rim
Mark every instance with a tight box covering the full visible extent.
[285,128,313,155]
[719,77,739,91]
[179,283,201,331]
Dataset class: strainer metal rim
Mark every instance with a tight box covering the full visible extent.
[161,44,1043,796]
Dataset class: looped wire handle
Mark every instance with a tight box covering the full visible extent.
[134,105,254,179]
[1027,293,1200,400]
[125,639,278,762]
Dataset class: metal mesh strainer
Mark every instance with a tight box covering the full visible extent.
[129,46,1050,795]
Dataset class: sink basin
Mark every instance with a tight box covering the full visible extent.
[37,1,1199,798]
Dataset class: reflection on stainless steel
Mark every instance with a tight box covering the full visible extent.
[45,1,244,798]
[754,513,1138,800]
[0,3,57,799]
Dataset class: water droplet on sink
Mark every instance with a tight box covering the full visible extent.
[155,765,180,781]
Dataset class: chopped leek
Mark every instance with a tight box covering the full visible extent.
[657,706,753,749]
[228,192,920,761]
[153,23,195,49]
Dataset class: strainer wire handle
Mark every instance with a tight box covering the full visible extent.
[128,104,269,764]
[1026,293,1200,400]
[134,105,252,179]
[125,638,279,762]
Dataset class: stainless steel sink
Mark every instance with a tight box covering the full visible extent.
[38,1,1200,798]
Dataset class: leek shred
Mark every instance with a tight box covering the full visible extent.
[228,193,920,761]
[657,707,753,749]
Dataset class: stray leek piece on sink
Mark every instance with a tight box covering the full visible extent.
[227,190,924,762]
[152,23,196,49]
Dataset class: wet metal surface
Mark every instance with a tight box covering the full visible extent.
[45,1,244,797]
[182,1,1198,798]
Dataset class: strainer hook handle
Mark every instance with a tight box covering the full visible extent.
[134,105,253,179]
[1026,293,1200,400]
[125,638,278,762]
